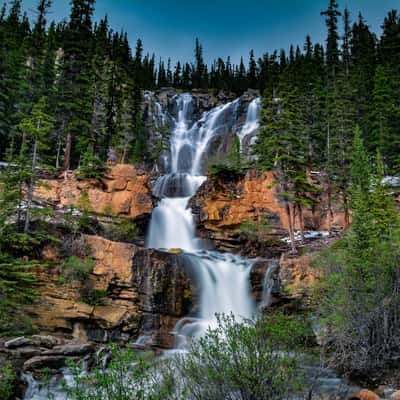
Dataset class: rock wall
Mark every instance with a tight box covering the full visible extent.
[191,169,346,253]
[29,236,194,349]
[34,164,153,221]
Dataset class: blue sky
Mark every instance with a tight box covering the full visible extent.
[20,0,400,65]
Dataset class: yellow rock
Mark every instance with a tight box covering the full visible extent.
[167,248,183,254]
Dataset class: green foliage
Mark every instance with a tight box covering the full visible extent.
[62,344,169,400]
[0,363,16,400]
[314,129,400,376]
[77,149,107,180]
[0,255,37,335]
[209,134,246,178]
[58,256,94,284]
[239,219,271,240]
[80,288,107,306]
[169,313,309,400]
[108,218,138,242]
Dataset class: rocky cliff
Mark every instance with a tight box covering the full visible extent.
[191,169,346,254]
[29,236,194,349]
[34,164,153,222]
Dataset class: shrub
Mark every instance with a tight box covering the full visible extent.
[77,150,108,180]
[0,255,37,335]
[59,256,95,284]
[169,313,309,400]
[108,218,138,242]
[80,288,107,306]
[62,344,170,400]
[239,219,271,240]
[0,363,16,400]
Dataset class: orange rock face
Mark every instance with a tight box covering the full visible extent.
[192,170,345,234]
[30,236,141,338]
[34,164,153,219]
[279,253,318,298]
[29,235,194,348]
[350,389,381,400]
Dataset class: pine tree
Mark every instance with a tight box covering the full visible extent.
[247,49,257,89]
[18,97,53,234]
[58,0,95,170]
[321,0,341,78]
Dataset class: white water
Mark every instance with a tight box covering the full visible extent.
[147,93,256,344]
[238,97,261,149]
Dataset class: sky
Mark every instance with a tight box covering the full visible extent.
[20,0,400,65]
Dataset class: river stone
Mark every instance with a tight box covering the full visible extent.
[350,389,380,400]
[168,248,183,254]
[23,355,67,371]
[31,335,60,348]
[4,337,32,349]
[390,391,400,400]
[43,343,94,356]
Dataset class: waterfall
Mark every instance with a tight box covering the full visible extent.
[147,93,256,346]
[238,97,261,149]
[260,261,279,309]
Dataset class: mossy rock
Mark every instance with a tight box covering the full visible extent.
[167,248,183,254]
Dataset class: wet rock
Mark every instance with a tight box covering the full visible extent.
[5,337,32,349]
[31,335,60,348]
[43,343,94,356]
[23,356,67,371]
[167,248,183,254]
[350,389,380,400]
[390,391,400,400]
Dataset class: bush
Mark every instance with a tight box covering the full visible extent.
[0,363,16,400]
[169,313,309,400]
[62,344,170,400]
[80,288,107,306]
[239,219,271,240]
[0,255,37,335]
[76,150,108,180]
[108,218,138,242]
[58,256,95,284]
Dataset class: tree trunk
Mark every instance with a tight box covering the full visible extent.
[120,146,127,164]
[343,193,350,230]
[24,137,38,235]
[63,132,72,171]
[298,203,305,242]
[285,203,296,253]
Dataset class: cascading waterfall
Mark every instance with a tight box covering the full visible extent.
[238,97,261,149]
[147,93,256,345]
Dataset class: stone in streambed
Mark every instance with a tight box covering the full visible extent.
[349,389,380,400]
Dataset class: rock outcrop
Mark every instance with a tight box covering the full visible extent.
[34,164,153,220]
[29,235,194,349]
[191,170,345,254]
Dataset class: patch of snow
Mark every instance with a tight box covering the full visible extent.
[281,231,330,244]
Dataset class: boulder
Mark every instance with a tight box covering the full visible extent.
[5,337,32,349]
[43,343,94,356]
[391,391,400,400]
[31,335,60,348]
[23,355,67,371]
[350,389,380,400]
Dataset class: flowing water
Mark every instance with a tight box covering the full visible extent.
[146,93,256,345]
[238,97,262,149]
